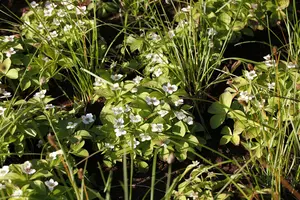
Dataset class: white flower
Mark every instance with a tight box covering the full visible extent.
[183,116,193,125]
[181,5,191,12]
[111,74,123,81]
[0,91,11,98]
[50,31,58,38]
[149,33,161,41]
[245,70,257,80]
[0,183,6,190]
[37,140,43,148]
[151,123,163,132]
[75,20,85,26]
[131,88,138,93]
[5,47,16,58]
[49,150,63,160]
[53,18,61,26]
[158,110,168,117]
[124,104,131,112]
[45,179,58,191]
[174,111,187,120]
[208,28,217,36]
[0,107,6,116]
[0,166,9,177]
[105,143,114,149]
[162,83,178,94]
[62,0,71,5]
[30,1,38,8]
[114,118,124,128]
[115,128,126,137]
[267,82,275,90]
[44,8,53,17]
[140,134,151,142]
[287,62,297,69]
[22,161,36,175]
[66,122,78,129]
[129,114,142,123]
[67,4,75,10]
[34,90,46,99]
[111,83,121,90]
[82,113,94,124]
[43,56,50,62]
[45,104,55,109]
[76,6,87,15]
[93,78,103,87]
[129,138,140,149]
[263,54,276,67]
[153,68,163,77]
[145,96,160,106]
[133,76,143,84]
[168,30,175,38]
[112,107,124,115]
[174,99,184,106]
[11,189,22,197]
[263,54,271,60]
[63,24,72,32]
[3,35,14,42]
[238,91,254,103]
[57,9,66,17]
[152,54,165,64]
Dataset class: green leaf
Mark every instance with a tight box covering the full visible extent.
[210,114,226,129]
[137,161,149,173]
[6,68,19,79]
[76,130,92,139]
[221,126,232,135]
[0,58,11,73]
[220,135,231,145]
[172,121,186,137]
[72,149,89,157]
[231,134,240,146]
[208,102,226,115]
[219,92,233,112]
[233,121,245,135]
[278,0,289,9]
[30,180,47,194]
[30,170,52,180]
[219,12,231,25]
[232,21,245,31]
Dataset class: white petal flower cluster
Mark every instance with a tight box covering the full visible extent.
[66,122,78,129]
[174,99,184,107]
[129,114,142,123]
[128,138,140,149]
[181,5,191,12]
[3,35,14,42]
[162,83,178,94]
[93,78,103,87]
[111,74,123,81]
[57,9,66,18]
[158,110,169,117]
[245,70,257,80]
[21,161,36,175]
[45,179,58,191]
[105,143,114,149]
[146,53,167,64]
[140,133,151,142]
[63,24,72,32]
[76,6,87,15]
[49,150,63,160]
[133,76,143,84]
[30,1,38,8]
[174,111,193,125]
[238,91,254,103]
[287,62,297,69]
[153,68,163,77]
[34,90,46,99]
[112,107,124,115]
[0,89,12,99]
[148,33,161,41]
[145,96,160,106]
[0,107,6,116]
[81,113,94,124]
[151,123,164,132]
[5,47,16,58]
[267,82,275,90]
[263,54,276,67]
[0,166,9,177]
[111,83,121,90]
[11,189,23,197]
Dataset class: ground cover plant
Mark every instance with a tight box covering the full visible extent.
[0,0,300,199]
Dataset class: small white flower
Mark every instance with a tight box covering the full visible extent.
[37,140,43,148]
[168,30,175,38]
[67,4,75,10]
[50,31,58,38]
[105,143,114,149]
[151,123,163,132]
[30,1,38,8]
[0,166,9,177]
[267,82,275,90]
[93,78,102,87]
[44,8,53,17]
[62,0,71,5]
[114,118,124,128]
[63,24,72,32]
[0,91,11,98]
[140,134,151,142]
[133,76,143,84]
[82,113,94,124]
[0,183,6,190]
[0,107,6,116]
[174,99,184,106]
[49,150,63,160]
[111,83,121,90]
[129,138,140,149]
[149,33,161,41]
[45,179,58,191]
[129,114,142,123]
[5,47,16,58]
[175,111,187,120]
[183,116,193,125]
[66,122,78,129]
[112,107,124,115]
[181,5,191,12]
[238,91,254,103]
[34,90,46,99]
[287,62,297,69]
[208,28,217,36]
[57,9,66,17]
[158,110,168,117]
[245,70,257,80]
[22,161,36,175]
[263,54,276,67]
[152,54,165,64]
[115,128,126,137]
[75,20,85,26]
[11,189,23,197]
[45,104,55,109]
[111,74,123,81]
[3,35,14,42]
[153,68,163,77]
[43,56,50,62]
[125,104,131,112]
[162,83,178,94]
[53,18,61,26]
[263,54,271,60]
[131,88,138,93]
[145,96,160,106]
[76,6,87,15]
